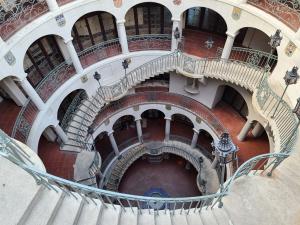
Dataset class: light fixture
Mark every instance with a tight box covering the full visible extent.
[269,29,282,49]
[271,66,299,118]
[93,71,105,99]
[122,58,131,86]
[174,27,180,40]
[212,132,238,207]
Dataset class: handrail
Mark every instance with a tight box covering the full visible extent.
[0,129,292,213]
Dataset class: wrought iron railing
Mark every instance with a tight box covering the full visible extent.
[78,38,122,69]
[0,129,292,213]
[256,75,298,153]
[216,47,278,70]
[247,0,300,31]
[0,0,49,40]
[127,34,172,52]
[60,90,87,131]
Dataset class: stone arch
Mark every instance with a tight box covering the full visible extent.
[170,113,194,142]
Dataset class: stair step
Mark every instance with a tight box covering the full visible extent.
[23,187,63,225]
[138,209,155,225]
[199,209,218,225]
[76,199,103,225]
[51,193,83,225]
[155,210,172,225]
[119,207,138,225]
[212,207,232,225]
[98,204,121,225]
[46,192,66,225]
[186,212,204,225]
[171,210,188,225]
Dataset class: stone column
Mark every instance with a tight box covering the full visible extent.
[108,131,119,155]
[191,128,200,148]
[64,38,83,74]
[164,117,172,141]
[45,0,59,11]
[20,77,45,111]
[221,31,239,59]
[0,77,27,106]
[171,18,181,51]
[252,122,265,138]
[135,118,143,143]
[53,123,69,144]
[237,119,253,141]
[116,19,129,54]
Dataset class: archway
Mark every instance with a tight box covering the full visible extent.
[71,11,122,68]
[232,27,278,71]
[170,113,194,143]
[23,35,66,88]
[112,115,137,151]
[94,131,113,171]
[181,7,227,57]
[125,3,172,51]
[197,129,214,160]
[141,109,165,141]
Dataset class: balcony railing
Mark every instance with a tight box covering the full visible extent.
[0,0,49,40]
[127,34,172,52]
[247,0,300,31]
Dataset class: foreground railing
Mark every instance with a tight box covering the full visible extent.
[127,34,172,52]
[0,129,292,213]
[0,0,49,40]
[247,0,300,31]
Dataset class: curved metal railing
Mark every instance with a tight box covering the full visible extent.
[0,129,292,213]
[127,34,172,52]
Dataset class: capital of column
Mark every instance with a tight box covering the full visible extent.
[226,31,239,39]
[171,17,181,22]
[64,37,74,44]
[135,117,142,122]
[107,130,114,136]
[116,19,126,24]
[193,128,200,134]
[164,117,172,121]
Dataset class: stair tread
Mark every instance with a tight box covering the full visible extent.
[199,209,218,225]
[52,193,82,225]
[119,207,138,225]
[212,207,232,225]
[99,204,121,225]
[186,212,204,225]
[138,210,155,225]
[171,210,188,225]
[75,198,102,225]
[155,210,172,225]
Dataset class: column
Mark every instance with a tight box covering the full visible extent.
[53,123,69,144]
[237,119,253,141]
[171,18,181,51]
[252,122,265,138]
[296,28,300,40]
[0,77,27,106]
[64,38,83,74]
[135,118,143,143]
[116,19,129,54]
[164,117,171,141]
[108,131,119,155]
[221,31,239,60]
[45,0,59,11]
[20,77,45,111]
[191,128,200,148]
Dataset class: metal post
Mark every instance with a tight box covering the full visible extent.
[271,84,288,118]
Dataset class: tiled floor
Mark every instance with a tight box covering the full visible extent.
[0,99,21,135]
[118,154,201,197]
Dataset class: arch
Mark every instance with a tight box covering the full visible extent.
[197,129,214,159]
[124,2,172,36]
[182,7,227,36]
[94,131,113,165]
[71,11,119,53]
[141,108,165,118]
[233,27,278,70]
[23,34,67,88]
[57,89,87,124]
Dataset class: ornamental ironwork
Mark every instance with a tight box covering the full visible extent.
[247,0,300,31]
[0,0,49,40]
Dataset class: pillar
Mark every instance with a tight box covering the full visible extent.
[171,18,181,51]
[164,117,171,141]
[45,0,59,11]
[64,38,83,74]
[0,77,27,106]
[296,28,300,40]
[237,119,253,141]
[191,128,200,148]
[108,131,119,155]
[135,118,143,143]
[20,77,45,111]
[55,37,72,64]
[221,31,239,59]
[252,122,265,138]
[116,19,129,54]
[53,123,69,144]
